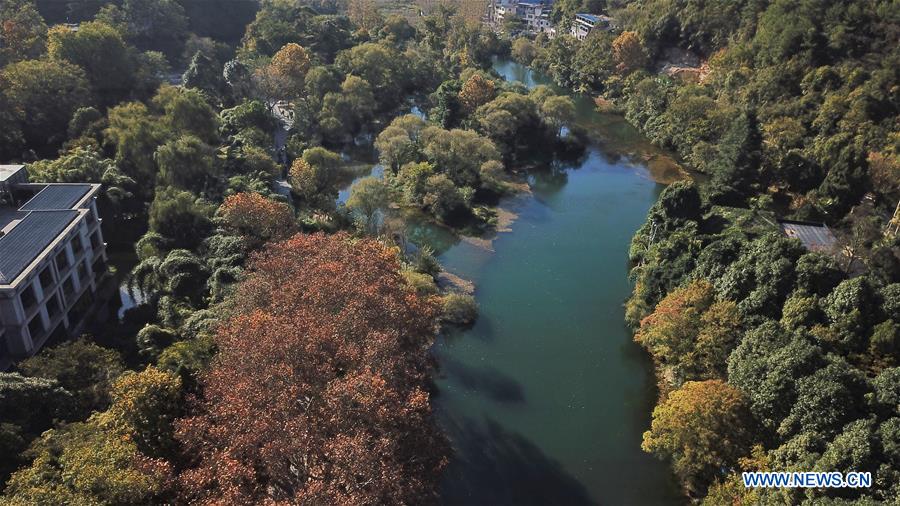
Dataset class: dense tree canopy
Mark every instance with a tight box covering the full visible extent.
[175,233,447,504]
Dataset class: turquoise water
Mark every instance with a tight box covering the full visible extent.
[430,60,682,505]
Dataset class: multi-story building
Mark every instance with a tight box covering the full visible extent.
[0,165,109,370]
[516,1,553,34]
[489,0,554,34]
[571,13,616,40]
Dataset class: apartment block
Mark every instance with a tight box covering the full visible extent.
[489,0,554,34]
[0,165,109,370]
[571,13,616,40]
[516,1,554,34]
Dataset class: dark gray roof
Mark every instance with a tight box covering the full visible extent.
[779,220,838,252]
[0,211,78,284]
[19,185,91,211]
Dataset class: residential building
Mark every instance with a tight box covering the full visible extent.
[489,0,554,34]
[0,165,109,370]
[571,13,616,40]
[516,1,553,34]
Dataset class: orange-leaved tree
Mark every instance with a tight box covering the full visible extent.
[175,233,447,505]
[642,380,752,496]
[458,74,496,114]
[217,192,296,248]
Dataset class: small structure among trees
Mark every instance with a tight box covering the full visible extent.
[778,219,838,253]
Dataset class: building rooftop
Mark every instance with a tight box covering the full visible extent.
[779,219,838,252]
[0,165,26,182]
[575,13,600,22]
[0,210,79,284]
[0,176,97,287]
[20,185,92,211]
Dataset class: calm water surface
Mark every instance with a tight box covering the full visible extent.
[429,60,682,505]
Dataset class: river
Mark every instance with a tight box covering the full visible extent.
[428,60,683,505]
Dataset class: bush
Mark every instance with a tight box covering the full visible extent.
[441,293,478,326]
[402,270,438,296]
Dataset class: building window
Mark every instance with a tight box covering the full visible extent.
[62,276,76,302]
[39,266,54,290]
[92,257,107,277]
[90,230,101,250]
[20,284,37,311]
[77,261,88,284]
[46,294,61,320]
[72,235,84,256]
[86,208,97,226]
[68,290,95,328]
[28,315,45,341]
[56,249,70,272]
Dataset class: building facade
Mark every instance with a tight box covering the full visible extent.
[571,13,616,40]
[0,165,109,370]
[489,0,554,34]
[516,1,553,34]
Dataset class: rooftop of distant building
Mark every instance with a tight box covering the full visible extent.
[778,219,839,252]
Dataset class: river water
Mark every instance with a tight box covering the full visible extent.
[428,60,683,505]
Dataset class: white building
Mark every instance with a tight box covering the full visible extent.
[490,0,554,34]
[571,13,616,40]
[516,1,553,34]
[0,165,109,370]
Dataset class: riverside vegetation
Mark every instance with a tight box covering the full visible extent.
[0,0,897,504]
[510,0,899,503]
[0,0,585,503]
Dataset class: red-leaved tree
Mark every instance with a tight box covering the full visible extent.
[175,233,447,505]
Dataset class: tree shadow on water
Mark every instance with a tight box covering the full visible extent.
[437,356,525,404]
[440,417,596,506]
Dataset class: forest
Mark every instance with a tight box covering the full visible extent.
[0,0,579,502]
[509,0,899,503]
[1,0,898,504]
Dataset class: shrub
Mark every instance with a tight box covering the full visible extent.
[441,293,478,326]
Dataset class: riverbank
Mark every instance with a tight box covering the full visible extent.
[424,58,683,505]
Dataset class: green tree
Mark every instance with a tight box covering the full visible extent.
[421,126,500,188]
[374,114,428,172]
[571,31,614,92]
[153,85,219,144]
[182,50,224,99]
[779,359,867,440]
[0,0,48,66]
[318,75,377,140]
[335,42,405,101]
[154,134,217,192]
[18,340,124,417]
[423,174,466,221]
[120,0,188,59]
[511,37,536,66]
[0,58,91,152]
[0,372,74,431]
[540,95,576,137]
[429,79,463,129]
[347,176,389,234]
[148,187,215,251]
[1,420,172,505]
[27,147,135,219]
[47,21,136,104]
[105,101,164,189]
[727,322,825,435]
